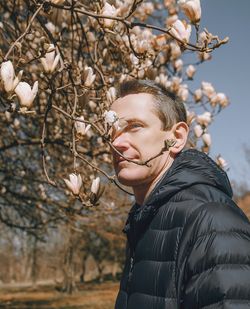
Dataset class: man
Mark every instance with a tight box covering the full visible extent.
[111,79,250,309]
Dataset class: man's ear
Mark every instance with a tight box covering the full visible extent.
[168,122,189,155]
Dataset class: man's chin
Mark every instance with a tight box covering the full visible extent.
[116,171,143,187]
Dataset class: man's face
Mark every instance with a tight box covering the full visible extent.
[111,93,172,188]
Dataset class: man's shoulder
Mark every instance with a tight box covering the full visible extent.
[183,200,250,241]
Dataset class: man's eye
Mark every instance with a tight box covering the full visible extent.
[129,123,142,130]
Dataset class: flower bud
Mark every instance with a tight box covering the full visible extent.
[64,173,82,195]
[40,44,60,74]
[91,177,100,195]
[186,65,196,79]
[202,133,211,146]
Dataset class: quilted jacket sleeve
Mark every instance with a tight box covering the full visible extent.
[180,202,250,309]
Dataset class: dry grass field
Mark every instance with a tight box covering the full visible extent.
[0,281,119,309]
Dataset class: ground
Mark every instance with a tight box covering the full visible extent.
[0,281,119,309]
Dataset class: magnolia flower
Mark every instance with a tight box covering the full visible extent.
[177,84,189,101]
[166,14,178,27]
[91,177,100,195]
[174,59,183,72]
[75,116,91,136]
[0,60,23,93]
[201,81,215,99]
[170,42,182,60]
[64,173,82,195]
[186,65,196,78]
[170,19,192,43]
[194,124,203,138]
[101,2,117,28]
[106,87,117,104]
[198,51,212,62]
[202,133,212,147]
[216,155,228,169]
[104,110,118,126]
[83,66,96,87]
[15,81,38,108]
[40,44,60,74]
[155,73,168,87]
[178,0,201,24]
[210,93,229,108]
[194,88,203,102]
[196,111,212,127]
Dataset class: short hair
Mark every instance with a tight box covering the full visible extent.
[116,79,187,130]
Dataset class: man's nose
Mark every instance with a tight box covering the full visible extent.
[112,133,129,152]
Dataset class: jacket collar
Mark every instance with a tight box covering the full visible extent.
[123,149,233,249]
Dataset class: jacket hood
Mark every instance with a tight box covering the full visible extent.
[146,148,232,206]
[123,149,233,249]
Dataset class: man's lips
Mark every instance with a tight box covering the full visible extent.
[115,156,137,164]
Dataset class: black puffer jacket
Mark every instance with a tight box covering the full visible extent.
[115,149,250,309]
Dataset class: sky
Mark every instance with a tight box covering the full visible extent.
[189,0,250,189]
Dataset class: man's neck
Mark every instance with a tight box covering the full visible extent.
[133,157,174,206]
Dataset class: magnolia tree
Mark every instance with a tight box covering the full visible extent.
[0,0,229,231]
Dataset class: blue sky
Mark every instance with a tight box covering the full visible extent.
[189,0,250,188]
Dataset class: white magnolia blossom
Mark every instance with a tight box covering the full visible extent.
[15,81,38,108]
[210,93,229,108]
[174,59,183,72]
[64,173,82,195]
[186,65,196,78]
[216,155,228,169]
[194,88,203,102]
[0,60,23,93]
[45,22,56,34]
[170,19,192,43]
[170,42,182,60]
[196,111,212,127]
[202,133,212,147]
[101,2,117,28]
[166,14,178,27]
[83,66,96,88]
[178,0,201,24]
[40,44,60,73]
[155,73,168,88]
[194,124,203,138]
[91,177,100,195]
[201,81,215,98]
[104,110,118,126]
[106,87,117,103]
[74,116,91,136]
[178,84,189,101]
